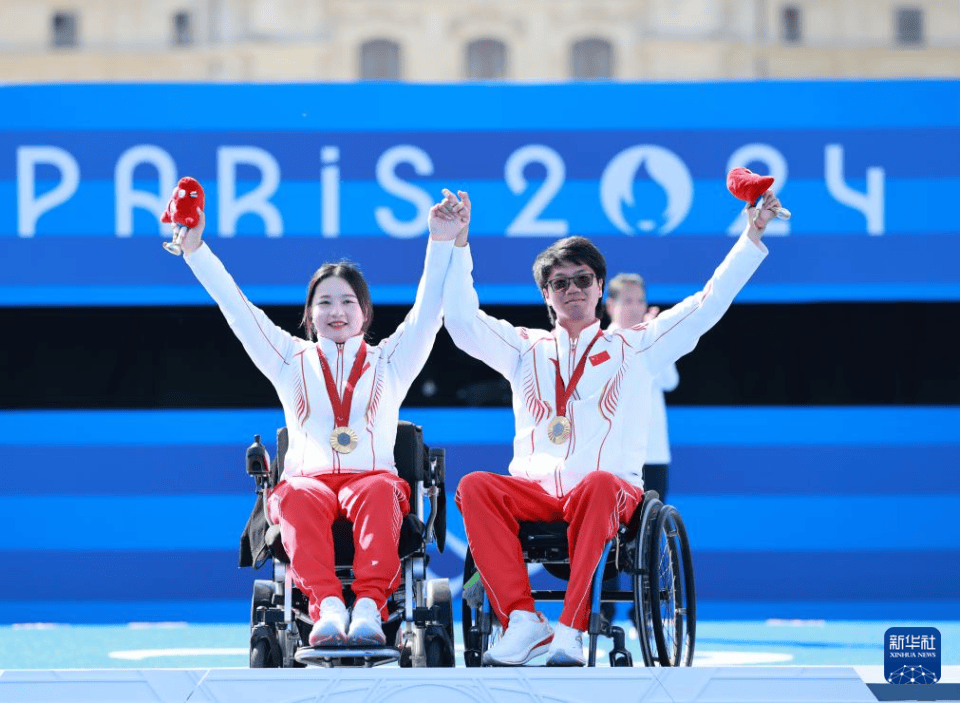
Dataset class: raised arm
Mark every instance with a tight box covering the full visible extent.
[442,193,525,379]
[174,210,297,383]
[622,191,781,372]
[642,308,680,392]
[379,190,464,389]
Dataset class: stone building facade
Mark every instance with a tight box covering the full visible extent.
[1,0,957,82]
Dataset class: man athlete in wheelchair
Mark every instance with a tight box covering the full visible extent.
[166,185,468,666]
[443,189,783,666]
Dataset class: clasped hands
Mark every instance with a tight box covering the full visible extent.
[429,189,470,246]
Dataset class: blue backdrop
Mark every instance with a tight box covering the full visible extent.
[3,80,958,625]
[2,80,959,305]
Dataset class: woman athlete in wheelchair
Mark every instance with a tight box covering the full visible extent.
[243,421,454,668]
[166,185,469,667]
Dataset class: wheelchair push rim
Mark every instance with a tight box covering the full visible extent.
[632,493,662,667]
[649,504,696,667]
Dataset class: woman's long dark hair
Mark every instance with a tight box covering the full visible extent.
[300,261,374,341]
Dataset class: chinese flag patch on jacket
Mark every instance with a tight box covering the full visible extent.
[589,351,610,366]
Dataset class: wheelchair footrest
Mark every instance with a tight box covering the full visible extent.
[294,645,400,667]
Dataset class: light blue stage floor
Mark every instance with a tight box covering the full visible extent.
[2,620,958,673]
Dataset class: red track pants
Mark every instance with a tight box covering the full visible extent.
[268,471,410,621]
[456,471,642,632]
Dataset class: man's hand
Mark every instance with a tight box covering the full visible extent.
[643,305,660,323]
[746,190,782,245]
[173,209,206,256]
[429,189,470,243]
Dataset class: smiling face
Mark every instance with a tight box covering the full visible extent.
[543,261,603,330]
[310,276,365,343]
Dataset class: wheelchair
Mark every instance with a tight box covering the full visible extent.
[240,420,455,668]
[461,490,696,667]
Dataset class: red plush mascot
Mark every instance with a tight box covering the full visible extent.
[161,177,205,228]
[161,177,205,255]
[726,167,774,205]
[726,167,791,221]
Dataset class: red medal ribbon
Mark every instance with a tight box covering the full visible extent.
[317,341,368,428]
[551,329,603,418]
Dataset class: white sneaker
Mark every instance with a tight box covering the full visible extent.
[309,596,349,646]
[546,622,586,666]
[347,597,386,645]
[483,610,553,666]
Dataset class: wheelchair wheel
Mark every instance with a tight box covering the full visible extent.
[399,638,412,668]
[425,624,457,667]
[649,505,696,667]
[632,494,663,667]
[426,579,456,667]
[251,579,274,627]
[250,631,281,668]
[426,578,456,654]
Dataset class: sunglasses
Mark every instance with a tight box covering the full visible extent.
[545,272,596,293]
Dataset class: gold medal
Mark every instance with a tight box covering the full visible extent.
[317,342,368,457]
[548,329,602,447]
[330,426,359,454]
[547,416,571,444]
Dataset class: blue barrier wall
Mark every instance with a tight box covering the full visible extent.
[2,80,959,306]
[4,406,958,624]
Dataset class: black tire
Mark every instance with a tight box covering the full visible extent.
[251,580,274,628]
[250,636,279,668]
[675,508,697,666]
[649,505,680,666]
[425,625,456,668]
[633,496,662,666]
[649,505,696,666]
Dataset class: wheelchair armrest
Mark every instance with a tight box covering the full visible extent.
[424,447,447,552]
[423,484,439,544]
[427,448,445,487]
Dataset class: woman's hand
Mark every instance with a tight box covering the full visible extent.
[429,189,470,243]
[174,209,206,256]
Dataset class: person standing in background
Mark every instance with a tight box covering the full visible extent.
[605,273,678,502]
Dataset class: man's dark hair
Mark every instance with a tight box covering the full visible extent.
[532,236,607,325]
[300,261,374,341]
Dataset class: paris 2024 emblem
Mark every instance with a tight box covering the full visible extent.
[600,145,693,235]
